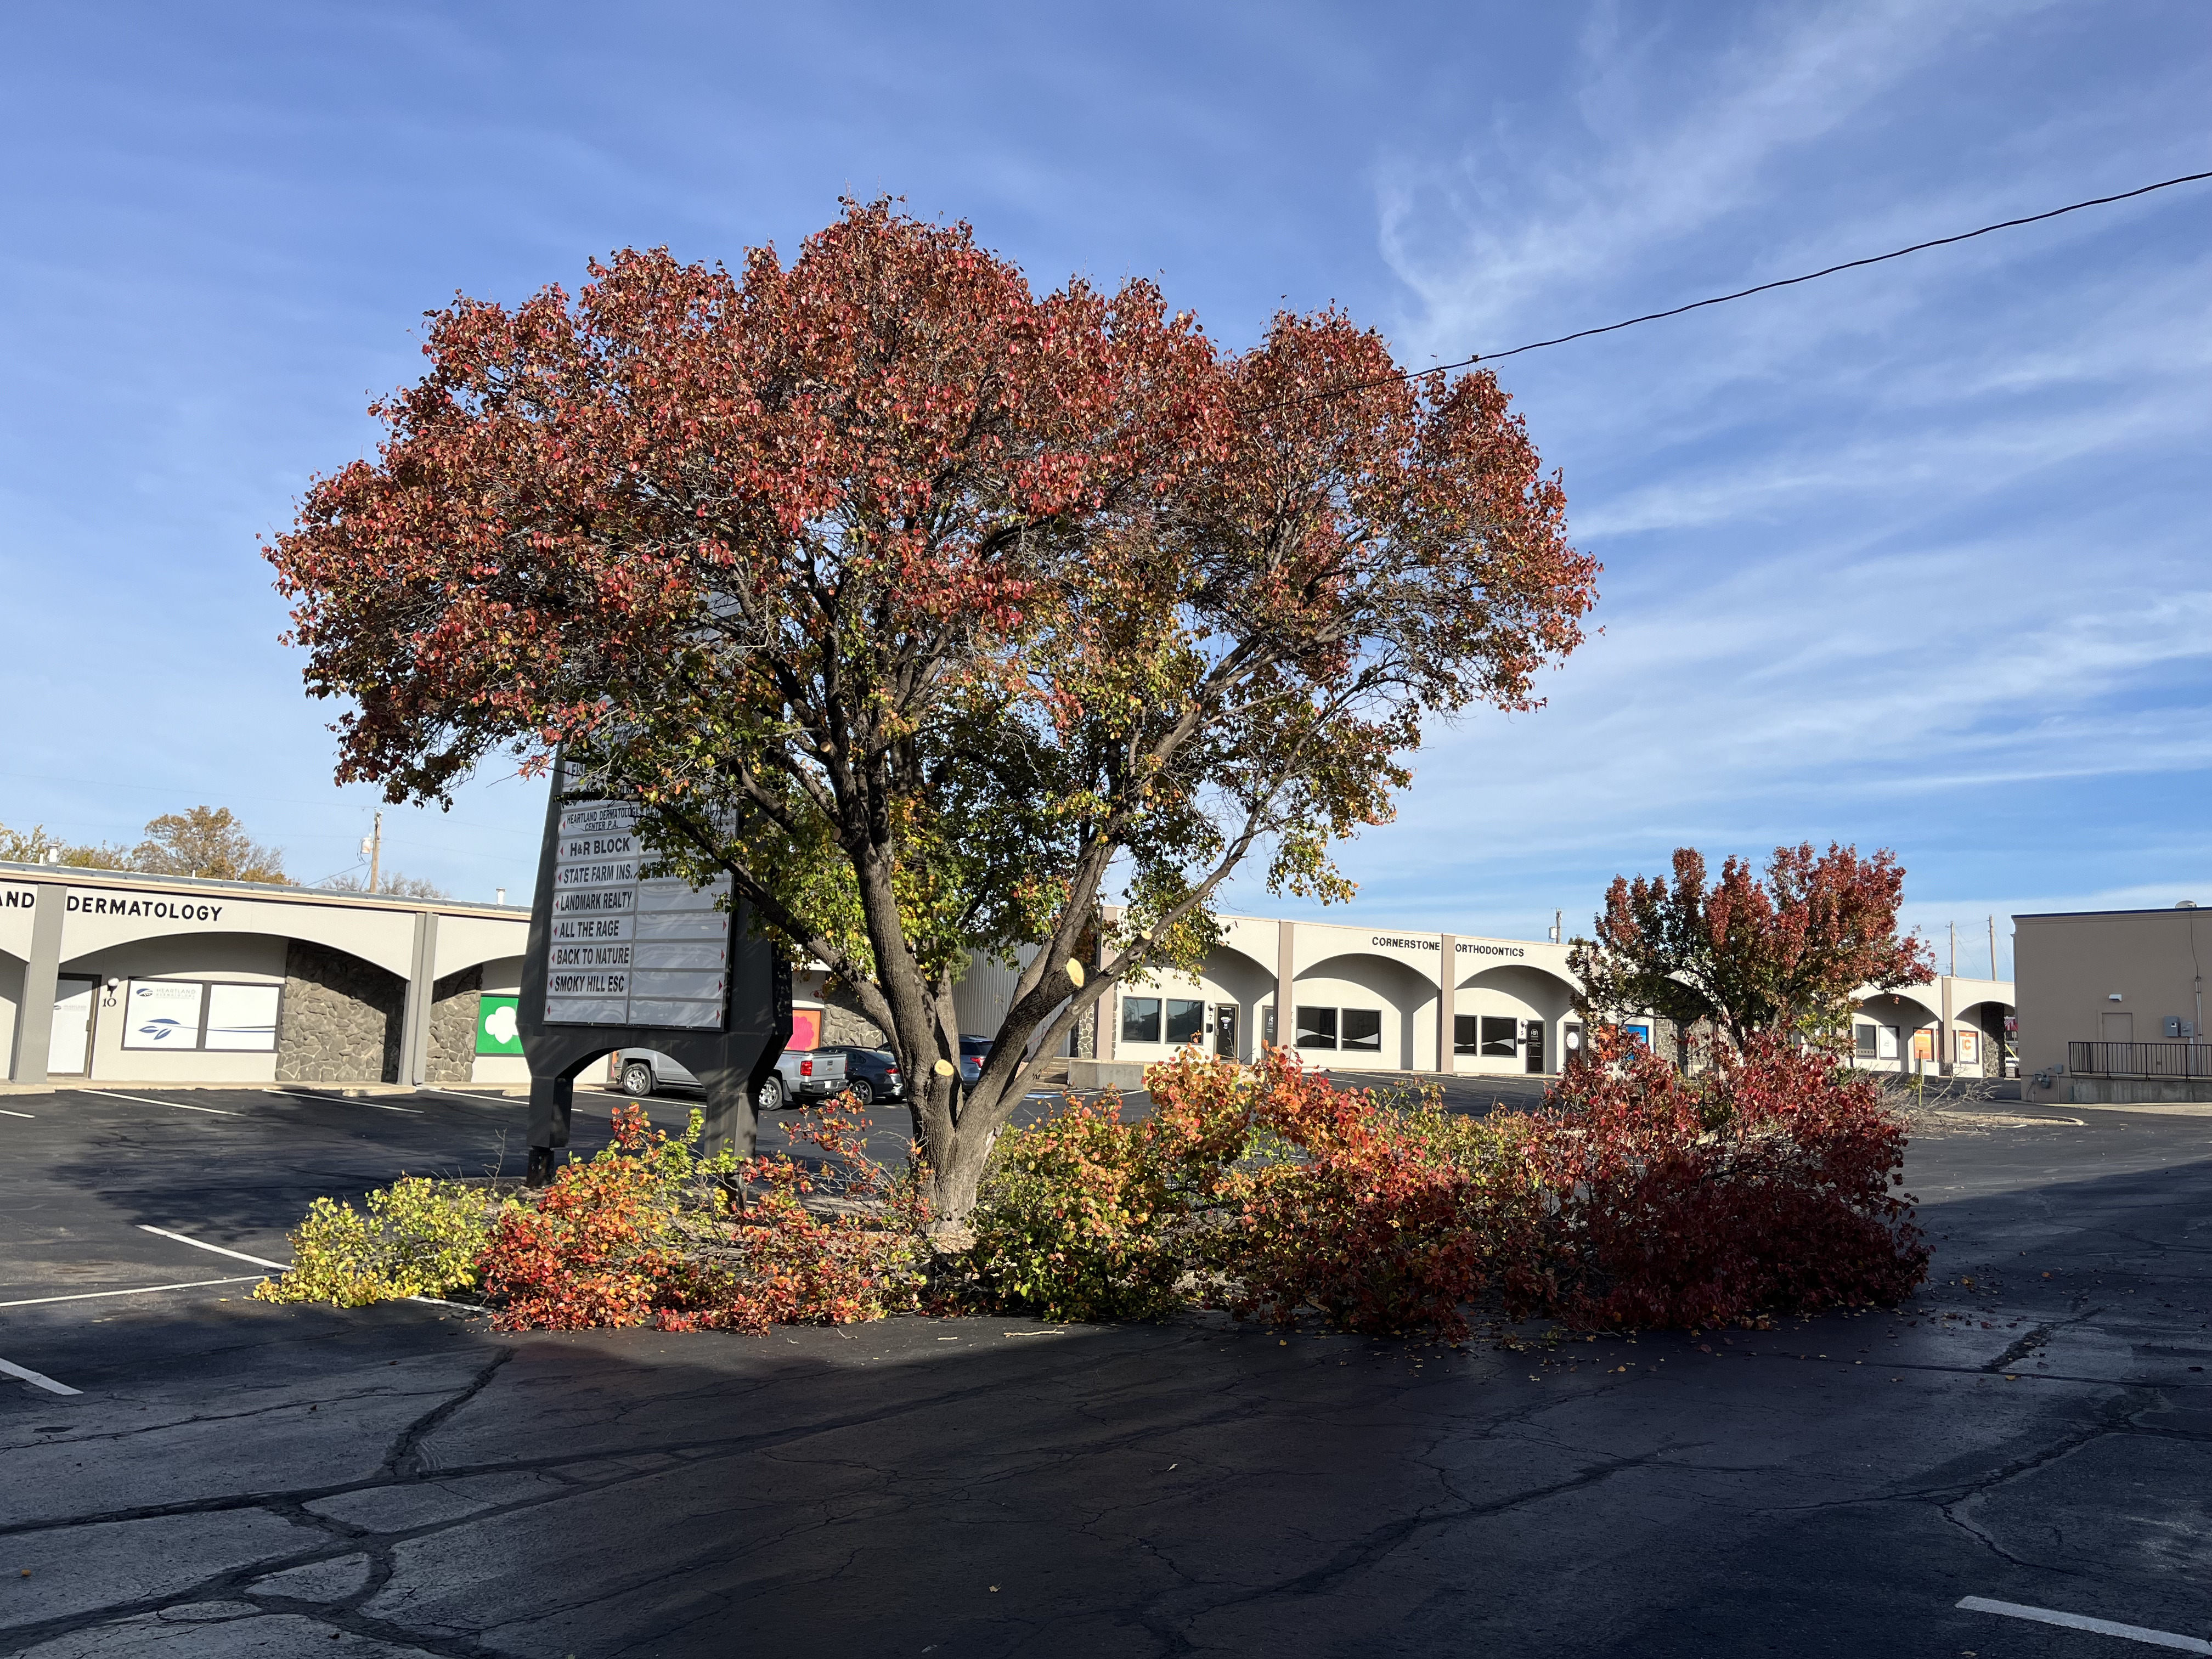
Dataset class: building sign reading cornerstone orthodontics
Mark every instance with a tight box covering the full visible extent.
[543,800,733,1030]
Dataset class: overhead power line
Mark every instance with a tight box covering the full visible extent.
[1255,168,2212,411]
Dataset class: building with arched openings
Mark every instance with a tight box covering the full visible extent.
[3,862,2017,1092]
[1052,911,2013,1088]
[1062,914,1589,1086]
[2,862,531,1088]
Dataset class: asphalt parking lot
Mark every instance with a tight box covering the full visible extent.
[0,1082,2206,1658]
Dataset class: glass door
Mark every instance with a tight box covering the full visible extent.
[1214,1003,1237,1061]
[1522,1018,1546,1074]
[49,976,98,1076]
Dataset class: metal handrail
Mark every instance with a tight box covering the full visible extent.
[2067,1040,2212,1079]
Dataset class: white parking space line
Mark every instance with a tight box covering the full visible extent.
[77,1090,242,1116]
[0,1108,34,1119]
[276,1088,422,1115]
[414,1088,514,1104]
[138,1224,290,1272]
[0,1357,82,1395]
[1958,1597,2212,1654]
[0,1277,262,1308]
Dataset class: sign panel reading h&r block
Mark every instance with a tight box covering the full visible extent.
[543,801,731,1030]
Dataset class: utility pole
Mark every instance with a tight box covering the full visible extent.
[1949,921,1956,977]
[1989,915,1998,980]
[361,811,382,894]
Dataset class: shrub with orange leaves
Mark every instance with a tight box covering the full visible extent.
[477,1102,929,1333]
[469,1042,1923,1339]
[965,1051,1255,1322]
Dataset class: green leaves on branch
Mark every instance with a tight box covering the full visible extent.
[252,1177,507,1307]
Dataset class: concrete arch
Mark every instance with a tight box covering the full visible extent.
[1294,950,1438,1070]
[1105,941,1284,1066]
[54,929,409,1086]
[1859,989,1943,1027]
[1454,963,1579,1075]
[1204,941,1277,1006]
[57,896,420,978]
[1457,962,1578,1002]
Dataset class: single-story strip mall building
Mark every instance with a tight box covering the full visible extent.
[1,862,532,1088]
[4,861,2019,1090]
[1057,912,2015,1089]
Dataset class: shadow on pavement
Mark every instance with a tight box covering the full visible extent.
[1,1115,2205,1657]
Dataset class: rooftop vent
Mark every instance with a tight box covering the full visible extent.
[2180,900,2199,910]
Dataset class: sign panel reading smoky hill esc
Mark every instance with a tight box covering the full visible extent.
[543,801,732,1030]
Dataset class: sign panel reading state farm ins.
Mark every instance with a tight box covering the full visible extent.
[543,801,732,1030]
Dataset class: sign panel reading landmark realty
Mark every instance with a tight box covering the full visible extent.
[543,800,732,1030]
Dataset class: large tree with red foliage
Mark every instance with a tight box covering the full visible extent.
[269,200,1597,1217]
[1569,843,1933,1055]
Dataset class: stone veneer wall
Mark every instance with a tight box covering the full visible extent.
[426,966,482,1084]
[819,981,888,1049]
[276,941,404,1083]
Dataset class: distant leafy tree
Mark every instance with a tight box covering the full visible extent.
[130,806,292,884]
[2,820,134,871]
[1570,843,1933,1055]
[321,870,450,900]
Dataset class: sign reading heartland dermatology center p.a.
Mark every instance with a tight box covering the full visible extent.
[543,800,732,1030]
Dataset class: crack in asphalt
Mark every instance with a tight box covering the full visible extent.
[1984,1305,2106,1373]
[381,1348,514,1480]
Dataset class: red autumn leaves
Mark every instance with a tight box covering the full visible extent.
[266,198,1598,1221]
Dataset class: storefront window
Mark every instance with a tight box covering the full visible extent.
[1341,1008,1382,1052]
[1480,1015,1518,1057]
[1165,998,1206,1045]
[1454,1014,1479,1055]
[1295,1006,1338,1049]
[121,980,280,1052]
[1855,1024,1878,1059]
[203,984,280,1052]
[1121,997,1162,1045]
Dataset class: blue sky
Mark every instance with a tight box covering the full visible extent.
[2,1,2205,973]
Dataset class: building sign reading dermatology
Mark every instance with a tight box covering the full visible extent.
[68,890,228,923]
[543,800,732,1030]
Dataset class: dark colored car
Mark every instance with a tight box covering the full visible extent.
[958,1033,992,1085]
[814,1045,902,1105]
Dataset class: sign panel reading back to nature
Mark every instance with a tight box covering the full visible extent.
[544,800,731,1030]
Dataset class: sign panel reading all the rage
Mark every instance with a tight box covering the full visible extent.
[544,801,732,1030]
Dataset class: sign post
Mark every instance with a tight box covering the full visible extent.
[517,756,786,1184]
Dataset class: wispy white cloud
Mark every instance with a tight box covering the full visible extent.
[1303,2,2212,941]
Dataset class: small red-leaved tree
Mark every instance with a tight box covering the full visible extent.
[1569,843,1933,1055]
[1513,1034,1928,1327]
[269,200,1597,1219]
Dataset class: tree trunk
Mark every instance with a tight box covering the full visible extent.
[922,1122,995,1226]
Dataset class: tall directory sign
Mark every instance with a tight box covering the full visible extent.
[518,757,787,1184]
[545,799,732,1029]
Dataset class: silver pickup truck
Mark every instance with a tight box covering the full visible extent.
[606,1045,847,1113]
